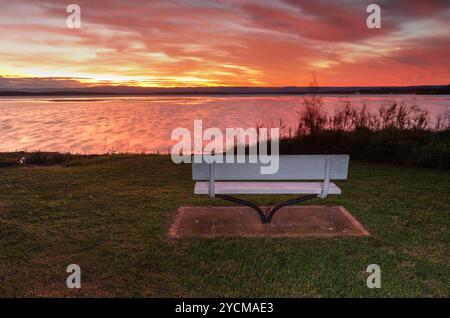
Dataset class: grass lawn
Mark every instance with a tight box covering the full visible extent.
[0,154,448,297]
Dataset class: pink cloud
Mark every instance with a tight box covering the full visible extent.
[0,0,449,87]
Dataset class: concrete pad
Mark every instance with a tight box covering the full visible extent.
[169,206,370,238]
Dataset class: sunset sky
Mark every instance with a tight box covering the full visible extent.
[0,0,449,89]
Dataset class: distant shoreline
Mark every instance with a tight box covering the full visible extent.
[1,84,449,96]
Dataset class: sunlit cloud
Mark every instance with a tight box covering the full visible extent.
[0,0,449,88]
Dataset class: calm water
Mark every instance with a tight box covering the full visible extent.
[1,94,449,154]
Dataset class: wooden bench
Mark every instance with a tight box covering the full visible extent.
[192,155,350,223]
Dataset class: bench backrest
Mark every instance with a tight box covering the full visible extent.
[192,155,349,181]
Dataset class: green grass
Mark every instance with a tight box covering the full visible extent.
[0,154,448,297]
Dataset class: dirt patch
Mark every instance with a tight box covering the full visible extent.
[170,206,370,238]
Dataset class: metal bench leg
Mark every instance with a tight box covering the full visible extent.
[216,194,317,224]
[266,194,317,223]
[216,194,267,224]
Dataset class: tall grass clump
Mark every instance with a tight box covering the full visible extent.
[243,79,449,169]
[274,94,450,169]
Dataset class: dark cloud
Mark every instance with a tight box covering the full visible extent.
[0,76,86,90]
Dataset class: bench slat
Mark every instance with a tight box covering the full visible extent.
[194,181,341,195]
[192,155,349,180]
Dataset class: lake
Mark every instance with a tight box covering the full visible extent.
[1,94,449,154]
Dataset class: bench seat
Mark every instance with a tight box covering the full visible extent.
[194,181,341,195]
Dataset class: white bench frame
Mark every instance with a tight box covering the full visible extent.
[192,155,349,223]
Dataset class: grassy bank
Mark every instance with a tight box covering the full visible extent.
[0,154,449,297]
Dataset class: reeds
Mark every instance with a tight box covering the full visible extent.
[257,94,450,169]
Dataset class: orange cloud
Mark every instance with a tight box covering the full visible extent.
[0,0,449,88]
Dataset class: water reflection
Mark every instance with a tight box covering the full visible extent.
[0,95,449,154]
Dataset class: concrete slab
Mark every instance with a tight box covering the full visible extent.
[169,206,370,238]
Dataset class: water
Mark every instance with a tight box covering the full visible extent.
[1,94,449,154]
